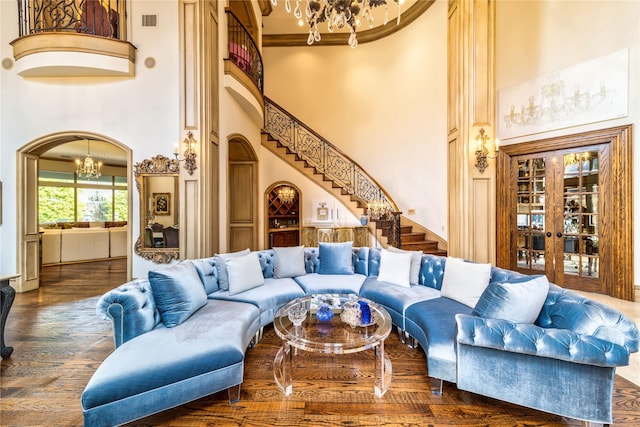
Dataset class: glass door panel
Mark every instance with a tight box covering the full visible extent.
[515,157,547,272]
[562,151,599,279]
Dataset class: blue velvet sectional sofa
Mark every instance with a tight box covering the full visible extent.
[82,244,639,426]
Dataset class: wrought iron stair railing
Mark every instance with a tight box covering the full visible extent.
[263,96,401,248]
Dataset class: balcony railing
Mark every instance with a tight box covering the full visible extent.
[17,0,125,40]
[264,97,402,248]
[227,11,263,93]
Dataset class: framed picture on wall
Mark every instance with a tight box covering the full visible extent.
[313,200,333,223]
[153,193,170,215]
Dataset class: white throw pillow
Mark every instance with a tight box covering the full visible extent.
[472,275,550,323]
[440,257,492,307]
[226,252,265,296]
[388,246,423,284]
[377,248,413,288]
[214,248,251,291]
[273,245,306,278]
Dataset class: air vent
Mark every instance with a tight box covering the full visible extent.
[142,15,157,27]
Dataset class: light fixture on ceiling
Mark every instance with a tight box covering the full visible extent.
[271,0,403,48]
[173,131,198,175]
[76,140,103,180]
[277,185,296,203]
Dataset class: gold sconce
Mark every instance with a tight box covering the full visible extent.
[173,131,198,175]
[474,128,498,174]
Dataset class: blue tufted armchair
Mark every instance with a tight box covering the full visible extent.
[456,284,639,425]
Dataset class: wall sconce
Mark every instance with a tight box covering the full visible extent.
[174,131,198,175]
[474,128,498,174]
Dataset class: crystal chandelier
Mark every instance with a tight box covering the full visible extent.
[367,198,387,220]
[277,186,296,203]
[271,0,402,48]
[76,140,102,180]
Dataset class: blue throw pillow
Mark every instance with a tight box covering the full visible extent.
[472,275,550,324]
[191,257,218,294]
[318,241,354,275]
[148,261,208,328]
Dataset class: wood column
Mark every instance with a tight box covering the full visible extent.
[447,0,496,263]
[179,1,220,258]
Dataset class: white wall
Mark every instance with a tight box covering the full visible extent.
[0,1,181,278]
[496,0,640,285]
[261,148,360,226]
[261,0,449,240]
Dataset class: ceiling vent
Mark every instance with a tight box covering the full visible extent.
[142,15,158,27]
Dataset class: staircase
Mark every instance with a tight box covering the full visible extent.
[262,97,446,255]
[398,225,447,256]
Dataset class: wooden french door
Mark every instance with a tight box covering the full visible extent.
[497,125,633,300]
[511,146,605,293]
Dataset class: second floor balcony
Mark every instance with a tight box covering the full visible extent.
[224,10,264,126]
[11,0,136,77]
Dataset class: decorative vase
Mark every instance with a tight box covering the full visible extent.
[358,300,371,325]
[360,214,368,226]
[316,302,334,322]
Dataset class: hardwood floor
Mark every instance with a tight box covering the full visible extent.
[2,259,640,426]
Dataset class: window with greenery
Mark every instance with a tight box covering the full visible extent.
[39,170,128,224]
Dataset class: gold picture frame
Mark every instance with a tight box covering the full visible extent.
[153,193,170,215]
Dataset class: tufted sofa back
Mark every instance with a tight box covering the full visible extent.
[368,249,525,291]
[538,284,640,352]
[247,247,372,278]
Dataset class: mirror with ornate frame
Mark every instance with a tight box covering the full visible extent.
[134,155,180,263]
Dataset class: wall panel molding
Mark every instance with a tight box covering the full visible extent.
[181,1,199,130]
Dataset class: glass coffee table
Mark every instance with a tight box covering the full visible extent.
[273,294,393,397]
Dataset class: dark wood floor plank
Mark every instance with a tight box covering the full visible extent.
[1,259,639,426]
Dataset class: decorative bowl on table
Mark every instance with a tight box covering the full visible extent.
[287,305,307,327]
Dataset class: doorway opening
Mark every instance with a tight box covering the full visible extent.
[16,133,132,292]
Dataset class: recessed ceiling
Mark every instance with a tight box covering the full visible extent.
[262,0,416,36]
[41,139,127,167]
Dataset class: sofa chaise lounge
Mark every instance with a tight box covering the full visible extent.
[81,244,639,426]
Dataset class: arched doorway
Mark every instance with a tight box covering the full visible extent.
[265,182,301,248]
[16,133,132,292]
[228,137,258,252]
